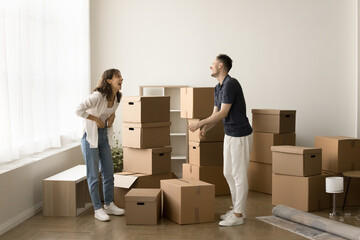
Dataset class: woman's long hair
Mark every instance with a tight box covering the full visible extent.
[94,68,122,102]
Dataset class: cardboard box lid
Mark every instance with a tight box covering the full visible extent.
[316,136,360,142]
[125,188,161,202]
[271,145,321,155]
[122,96,170,103]
[114,172,150,188]
[151,146,172,154]
[123,121,171,128]
[252,109,296,115]
[161,178,213,188]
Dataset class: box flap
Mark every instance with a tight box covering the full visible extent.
[271,145,321,155]
[252,109,296,115]
[152,146,172,154]
[125,188,161,202]
[123,121,171,128]
[122,96,142,102]
[316,136,360,141]
[114,172,150,188]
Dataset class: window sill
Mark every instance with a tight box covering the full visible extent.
[0,140,81,174]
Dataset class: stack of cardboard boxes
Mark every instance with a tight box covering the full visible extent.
[271,145,331,212]
[114,96,176,208]
[248,109,296,194]
[180,87,230,196]
[314,136,360,208]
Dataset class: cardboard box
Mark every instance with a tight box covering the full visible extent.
[123,147,172,174]
[180,87,214,119]
[122,96,170,123]
[122,122,170,148]
[250,132,296,164]
[252,109,296,133]
[188,119,224,142]
[248,161,272,194]
[271,145,322,177]
[314,136,360,173]
[272,173,331,212]
[125,188,161,225]
[161,178,215,224]
[189,141,223,166]
[182,163,229,196]
[114,172,176,208]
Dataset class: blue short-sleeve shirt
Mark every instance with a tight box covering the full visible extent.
[214,75,253,137]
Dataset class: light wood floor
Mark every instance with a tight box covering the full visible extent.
[1,191,359,240]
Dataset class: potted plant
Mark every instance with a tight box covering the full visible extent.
[111,132,123,173]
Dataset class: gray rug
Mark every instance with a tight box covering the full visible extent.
[257,216,347,240]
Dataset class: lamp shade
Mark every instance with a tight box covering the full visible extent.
[326,177,344,193]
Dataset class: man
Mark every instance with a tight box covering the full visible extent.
[188,54,252,227]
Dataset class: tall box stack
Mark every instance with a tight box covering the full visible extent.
[314,136,360,208]
[180,87,230,195]
[271,145,331,212]
[115,96,176,208]
[249,109,296,194]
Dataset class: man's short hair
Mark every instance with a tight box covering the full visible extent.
[216,54,232,72]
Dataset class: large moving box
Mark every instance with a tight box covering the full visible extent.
[248,161,272,194]
[252,109,296,133]
[314,136,360,173]
[188,119,224,142]
[161,179,215,224]
[122,96,170,123]
[271,145,322,177]
[125,189,161,225]
[272,173,331,212]
[182,163,229,195]
[180,87,214,119]
[123,147,172,174]
[122,122,170,148]
[188,141,223,166]
[114,172,176,208]
[251,132,296,164]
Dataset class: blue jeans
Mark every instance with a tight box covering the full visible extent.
[81,128,114,210]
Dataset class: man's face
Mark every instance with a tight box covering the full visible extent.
[210,59,221,77]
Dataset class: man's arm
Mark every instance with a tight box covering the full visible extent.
[188,103,232,132]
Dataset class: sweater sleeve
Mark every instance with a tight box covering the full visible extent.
[75,92,101,119]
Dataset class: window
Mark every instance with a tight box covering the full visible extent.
[0,0,90,162]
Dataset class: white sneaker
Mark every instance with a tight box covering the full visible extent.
[104,202,125,216]
[219,214,245,227]
[220,209,246,220]
[94,208,110,222]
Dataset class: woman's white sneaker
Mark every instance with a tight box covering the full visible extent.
[220,209,234,220]
[94,208,110,221]
[219,214,244,227]
[104,202,125,216]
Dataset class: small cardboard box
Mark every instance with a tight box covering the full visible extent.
[252,109,296,133]
[180,87,214,119]
[182,163,229,196]
[271,145,322,177]
[114,172,176,208]
[250,132,296,164]
[314,136,360,173]
[122,122,170,148]
[248,161,272,194]
[161,178,215,225]
[125,188,161,225]
[188,119,224,142]
[272,172,331,212]
[123,146,172,174]
[189,141,223,166]
[122,96,170,123]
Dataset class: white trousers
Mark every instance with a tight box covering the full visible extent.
[223,134,251,214]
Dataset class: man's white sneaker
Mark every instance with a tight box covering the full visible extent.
[219,214,244,227]
[94,208,110,222]
[104,202,125,216]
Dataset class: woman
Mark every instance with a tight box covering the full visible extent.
[76,68,125,221]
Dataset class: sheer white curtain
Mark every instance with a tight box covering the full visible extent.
[0,0,90,162]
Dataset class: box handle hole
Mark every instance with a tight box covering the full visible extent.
[311,155,316,158]
[137,202,145,205]
[129,128,134,131]
[159,153,164,156]
[128,102,134,105]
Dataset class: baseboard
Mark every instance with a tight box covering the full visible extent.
[0,202,42,236]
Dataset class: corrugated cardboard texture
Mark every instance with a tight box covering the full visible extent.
[248,161,272,194]
[252,109,296,133]
[180,88,214,119]
[182,163,229,195]
[188,119,224,142]
[188,141,223,166]
[122,96,170,123]
[251,132,296,164]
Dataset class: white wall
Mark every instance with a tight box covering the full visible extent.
[90,0,358,146]
[358,0,360,138]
